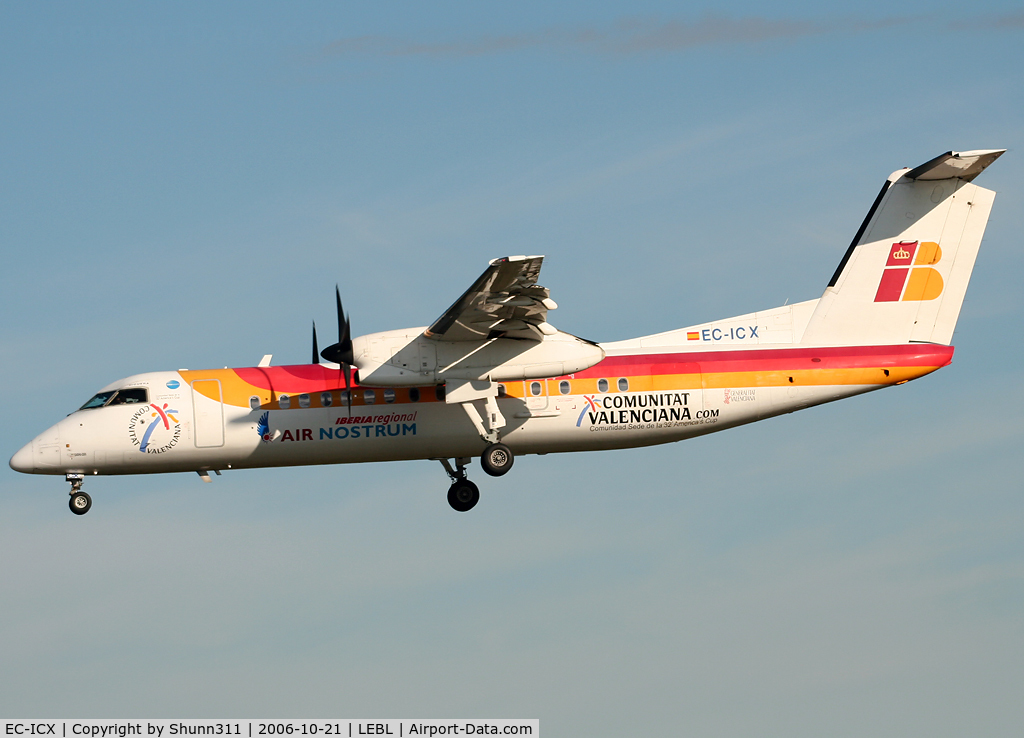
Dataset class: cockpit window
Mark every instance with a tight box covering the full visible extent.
[80,391,116,410]
[109,388,148,405]
[79,388,149,410]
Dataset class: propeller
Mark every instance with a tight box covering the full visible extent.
[311,320,319,365]
[320,286,355,415]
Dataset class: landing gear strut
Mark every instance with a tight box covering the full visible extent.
[437,458,480,512]
[67,474,91,516]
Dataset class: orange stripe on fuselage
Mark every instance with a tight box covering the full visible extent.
[181,345,953,408]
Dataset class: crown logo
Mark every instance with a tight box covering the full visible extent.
[875,241,944,302]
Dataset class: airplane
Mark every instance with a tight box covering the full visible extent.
[9,148,1005,515]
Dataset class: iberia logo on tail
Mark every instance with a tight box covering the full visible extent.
[874,241,944,302]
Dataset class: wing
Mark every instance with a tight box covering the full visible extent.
[424,255,559,342]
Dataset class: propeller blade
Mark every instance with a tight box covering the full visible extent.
[311,321,319,365]
[339,284,352,343]
[320,285,354,365]
[313,285,356,417]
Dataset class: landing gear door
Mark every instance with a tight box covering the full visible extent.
[191,379,225,448]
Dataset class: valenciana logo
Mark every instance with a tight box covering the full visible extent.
[128,403,182,454]
[576,392,696,428]
[576,395,601,427]
[874,241,944,302]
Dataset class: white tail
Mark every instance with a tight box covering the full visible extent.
[801,149,1004,347]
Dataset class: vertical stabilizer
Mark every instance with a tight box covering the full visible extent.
[801,149,1003,347]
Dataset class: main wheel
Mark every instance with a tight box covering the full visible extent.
[69,491,92,515]
[447,479,480,512]
[480,442,514,477]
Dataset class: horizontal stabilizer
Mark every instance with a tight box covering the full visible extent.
[904,149,1005,183]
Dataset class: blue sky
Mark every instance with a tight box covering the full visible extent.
[2,2,1023,734]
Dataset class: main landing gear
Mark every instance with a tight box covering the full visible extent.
[437,442,515,512]
[480,442,514,477]
[438,458,479,512]
[67,474,91,516]
[436,380,517,511]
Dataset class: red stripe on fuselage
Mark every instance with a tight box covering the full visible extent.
[230,344,953,390]
[578,344,954,378]
[234,365,356,392]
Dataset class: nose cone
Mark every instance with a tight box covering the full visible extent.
[9,442,34,474]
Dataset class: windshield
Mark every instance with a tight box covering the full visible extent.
[79,387,149,410]
[80,391,116,410]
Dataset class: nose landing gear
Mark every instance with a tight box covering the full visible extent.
[67,474,92,515]
[70,491,92,515]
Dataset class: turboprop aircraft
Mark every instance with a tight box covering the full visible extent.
[10,149,1004,515]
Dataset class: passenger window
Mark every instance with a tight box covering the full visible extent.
[530,381,542,396]
[617,377,629,392]
[109,388,148,405]
[339,390,350,406]
[249,396,261,411]
[497,384,506,397]
[80,391,116,410]
[364,389,376,404]
[409,387,420,403]
[597,378,609,393]
[279,394,291,409]
[298,393,311,408]
[435,385,446,401]
[384,389,395,404]
[320,392,333,407]
[559,380,570,395]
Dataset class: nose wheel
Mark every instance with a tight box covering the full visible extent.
[67,474,91,515]
[69,491,92,515]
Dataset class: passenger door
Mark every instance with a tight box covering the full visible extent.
[191,379,225,448]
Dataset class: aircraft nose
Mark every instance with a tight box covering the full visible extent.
[9,442,34,474]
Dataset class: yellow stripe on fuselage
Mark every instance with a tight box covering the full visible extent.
[181,362,943,410]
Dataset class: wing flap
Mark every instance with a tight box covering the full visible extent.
[425,255,555,341]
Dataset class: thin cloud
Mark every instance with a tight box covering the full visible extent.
[322,14,917,59]
[948,12,1024,30]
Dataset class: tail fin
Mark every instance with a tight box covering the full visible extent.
[801,149,1004,346]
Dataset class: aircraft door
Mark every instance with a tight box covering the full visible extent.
[191,379,225,448]
[525,378,549,412]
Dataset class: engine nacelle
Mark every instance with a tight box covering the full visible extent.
[350,327,605,387]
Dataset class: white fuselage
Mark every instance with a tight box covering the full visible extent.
[10,334,953,479]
